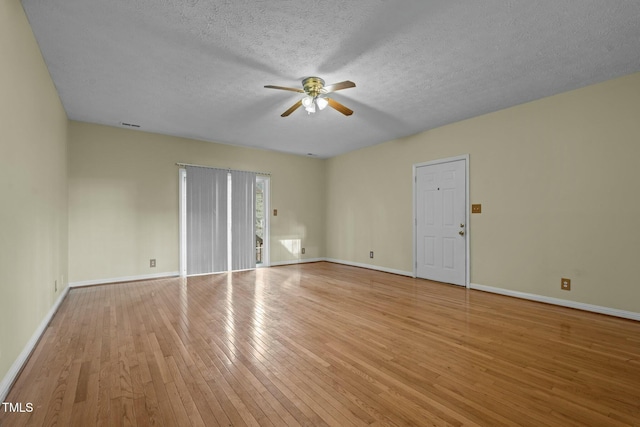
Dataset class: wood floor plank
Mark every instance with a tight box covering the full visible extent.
[2,262,640,426]
[139,380,162,427]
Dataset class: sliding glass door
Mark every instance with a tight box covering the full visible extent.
[179,167,269,277]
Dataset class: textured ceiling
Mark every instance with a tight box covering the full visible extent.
[21,0,640,158]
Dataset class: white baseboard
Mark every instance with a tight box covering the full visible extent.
[1,286,70,402]
[69,271,180,288]
[270,258,325,267]
[271,257,414,278]
[325,258,414,277]
[470,283,640,322]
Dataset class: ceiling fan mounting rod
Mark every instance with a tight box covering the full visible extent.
[302,77,325,97]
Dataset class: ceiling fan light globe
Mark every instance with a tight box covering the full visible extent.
[304,102,316,114]
[316,97,328,110]
[301,95,314,108]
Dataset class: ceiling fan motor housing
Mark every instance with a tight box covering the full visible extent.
[302,77,325,97]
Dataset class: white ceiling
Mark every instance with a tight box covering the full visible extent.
[21,0,640,158]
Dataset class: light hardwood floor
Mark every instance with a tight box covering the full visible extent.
[1,262,639,426]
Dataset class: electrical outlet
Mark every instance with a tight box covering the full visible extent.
[301,248,305,254]
[150,259,156,268]
[472,204,482,214]
[370,251,374,259]
[561,278,571,291]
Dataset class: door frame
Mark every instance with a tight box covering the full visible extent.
[412,154,470,288]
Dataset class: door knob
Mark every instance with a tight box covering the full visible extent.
[460,223,465,228]
[459,230,465,236]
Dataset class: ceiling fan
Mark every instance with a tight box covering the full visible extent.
[265,77,356,117]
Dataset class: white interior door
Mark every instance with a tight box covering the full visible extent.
[415,158,467,286]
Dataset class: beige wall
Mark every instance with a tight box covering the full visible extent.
[327,72,640,313]
[68,122,325,283]
[0,0,68,382]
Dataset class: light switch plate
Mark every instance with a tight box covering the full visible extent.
[472,204,482,214]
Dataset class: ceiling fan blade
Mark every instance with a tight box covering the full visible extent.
[281,100,303,117]
[323,81,356,93]
[264,85,305,93]
[327,98,353,116]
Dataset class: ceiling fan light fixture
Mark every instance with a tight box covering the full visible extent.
[301,95,314,108]
[316,96,328,110]
[304,101,316,114]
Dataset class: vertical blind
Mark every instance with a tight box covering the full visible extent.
[231,170,257,271]
[185,166,257,275]
[186,166,228,275]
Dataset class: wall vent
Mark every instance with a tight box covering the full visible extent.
[120,122,140,128]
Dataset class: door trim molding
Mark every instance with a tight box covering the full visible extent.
[413,154,470,288]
